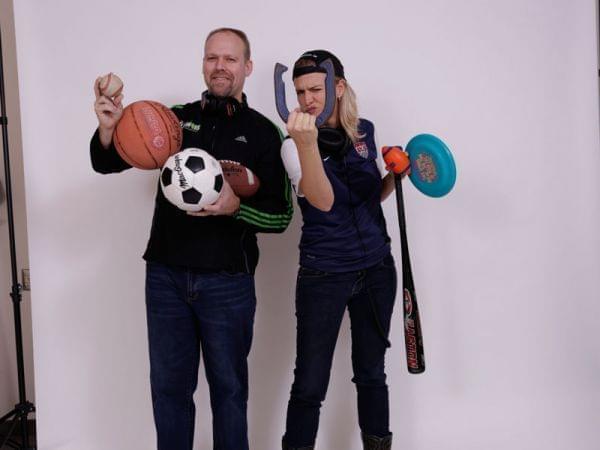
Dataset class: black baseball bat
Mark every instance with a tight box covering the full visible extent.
[393,175,425,374]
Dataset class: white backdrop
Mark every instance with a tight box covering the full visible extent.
[12,0,600,449]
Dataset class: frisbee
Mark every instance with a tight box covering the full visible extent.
[405,134,456,197]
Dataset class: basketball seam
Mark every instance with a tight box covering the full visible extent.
[114,108,147,168]
[147,101,175,156]
[164,104,182,150]
[131,103,161,169]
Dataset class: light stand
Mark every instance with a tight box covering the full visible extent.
[0,22,36,450]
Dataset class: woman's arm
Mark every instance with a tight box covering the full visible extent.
[287,111,334,212]
[381,172,395,201]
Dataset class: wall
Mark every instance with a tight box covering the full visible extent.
[11,0,600,449]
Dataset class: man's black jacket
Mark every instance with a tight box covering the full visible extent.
[90,98,293,274]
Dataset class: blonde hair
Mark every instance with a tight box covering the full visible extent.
[338,80,363,143]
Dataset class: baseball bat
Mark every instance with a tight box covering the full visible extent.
[383,146,425,374]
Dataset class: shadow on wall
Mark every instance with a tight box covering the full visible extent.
[249,203,302,447]
[248,202,359,449]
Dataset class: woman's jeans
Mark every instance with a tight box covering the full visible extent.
[283,254,397,447]
[145,262,256,450]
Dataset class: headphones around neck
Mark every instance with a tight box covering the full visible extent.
[317,127,350,159]
[200,91,246,117]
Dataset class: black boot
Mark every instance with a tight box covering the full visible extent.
[282,438,314,450]
[361,432,392,450]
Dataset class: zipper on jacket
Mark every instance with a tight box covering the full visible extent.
[240,228,250,273]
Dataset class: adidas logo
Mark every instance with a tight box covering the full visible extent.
[181,121,201,132]
[234,135,248,143]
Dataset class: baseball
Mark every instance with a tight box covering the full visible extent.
[98,72,123,98]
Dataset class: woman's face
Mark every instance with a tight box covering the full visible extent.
[293,72,327,116]
[293,72,345,124]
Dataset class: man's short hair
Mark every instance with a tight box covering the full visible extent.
[205,28,251,61]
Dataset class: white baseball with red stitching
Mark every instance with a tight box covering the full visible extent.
[99,72,123,98]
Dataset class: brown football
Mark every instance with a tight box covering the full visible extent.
[219,160,260,198]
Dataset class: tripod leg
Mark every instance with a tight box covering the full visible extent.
[19,413,29,449]
[0,410,34,450]
[0,414,19,449]
[0,410,17,423]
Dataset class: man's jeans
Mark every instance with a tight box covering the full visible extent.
[145,262,256,450]
[283,254,397,447]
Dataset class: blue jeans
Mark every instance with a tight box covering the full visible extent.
[145,262,256,450]
[283,254,397,447]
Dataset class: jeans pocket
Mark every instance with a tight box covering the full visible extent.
[298,266,329,279]
[378,254,395,269]
[217,270,251,279]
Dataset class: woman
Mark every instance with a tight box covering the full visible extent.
[280,50,402,450]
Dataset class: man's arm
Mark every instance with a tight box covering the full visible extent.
[90,129,131,174]
[234,119,293,234]
[90,76,130,174]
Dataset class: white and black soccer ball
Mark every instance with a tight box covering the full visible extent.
[160,148,224,212]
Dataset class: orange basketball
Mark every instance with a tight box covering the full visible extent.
[113,100,182,169]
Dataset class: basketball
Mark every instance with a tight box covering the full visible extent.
[219,160,261,197]
[113,100,182,170]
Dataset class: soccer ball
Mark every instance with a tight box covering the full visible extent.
[160,148,224,211]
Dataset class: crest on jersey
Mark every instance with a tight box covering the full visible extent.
[354,141,369,158]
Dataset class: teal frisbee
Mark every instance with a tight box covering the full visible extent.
[406,134,456,197]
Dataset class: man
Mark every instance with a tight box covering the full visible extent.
[90,28,292,450]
